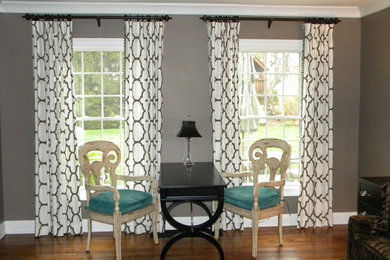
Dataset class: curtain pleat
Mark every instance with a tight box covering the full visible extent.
[298,23,334,228]
[207,20,243,230]
[33,20,82,237]
[123,20,164,234]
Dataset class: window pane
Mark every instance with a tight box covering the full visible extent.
[284,74,300,95]
[285,120,300,140]
[103,52,121,72]
[266,53,283,73]
[84,52,101,72]
[75,97,83,117]
[246,120,266,140]
[289,140,300,159]
[266,74,283,95]
[75,121,84,140]
[266,96,282,116]
[284,96,299,116]
[73,52,82,72]
[104,97,120,117]
[85,97,101,117]
[74,74,82,95]
[240,96,264,117]
[103,121,121,142]
[288,161,300,182]
[241,74,256,95]
[84,121,102,141]
[267,119,283,139]
[240,140,251,161]
[103,74,120,95]
[85,75,101,95]
[284,53,300,73]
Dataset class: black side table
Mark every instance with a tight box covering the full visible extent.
[159,162,226,260]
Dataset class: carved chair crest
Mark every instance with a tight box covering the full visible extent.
[79,141,121,188]
[249,138,291,186]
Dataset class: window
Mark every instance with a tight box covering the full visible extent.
[239,39,302,196]
[72,38,125,192]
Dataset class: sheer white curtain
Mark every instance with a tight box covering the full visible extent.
[298,22,334,228]
[207,20,243,230]
[123,19,164,234]
[33,20,82,237]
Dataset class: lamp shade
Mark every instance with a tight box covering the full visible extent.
[177,120,202,138]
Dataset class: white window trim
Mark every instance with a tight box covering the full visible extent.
[73,38,124,52]
[239,39,302,197]
[239,39,303,53]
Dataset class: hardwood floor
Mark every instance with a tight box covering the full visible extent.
[0,225,348,260]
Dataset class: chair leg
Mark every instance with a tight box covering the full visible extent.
[252,217,258,258]
[213,201,221,239]
[151,207,159,244]
[114,215,121,260]
[278,213,283,245]
[86,218,92,252]
[214,216,221,239]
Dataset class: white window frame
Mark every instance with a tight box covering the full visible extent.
[239,39,303,197]
[73,38,125,200]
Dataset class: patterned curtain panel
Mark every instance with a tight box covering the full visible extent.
[207,20,243,230]
[298,22,334,228]
[33,20,82,237]
[123,20,164,234]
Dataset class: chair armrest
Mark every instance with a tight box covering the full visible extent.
[253,180,285,210]
[347,215,379,260]
[221,171,252,178]
[85,184,121,212]
[116,175,158,192]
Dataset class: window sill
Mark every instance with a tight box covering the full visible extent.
[284,185,300,197]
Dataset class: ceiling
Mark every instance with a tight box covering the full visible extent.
[0,0,376,5]
[1,0,389,17]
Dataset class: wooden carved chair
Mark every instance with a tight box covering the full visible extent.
[79,140,159,260]
[214,138,291,257]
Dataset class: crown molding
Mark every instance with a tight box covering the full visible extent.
[359,0,390,17]
[0,1,361,18]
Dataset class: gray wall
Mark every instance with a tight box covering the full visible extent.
[0,100,3,223]
[0,14,360,221]
[0,14,35,221]
[359,8,390,177]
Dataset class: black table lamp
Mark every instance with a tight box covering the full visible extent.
[177,118,202,167]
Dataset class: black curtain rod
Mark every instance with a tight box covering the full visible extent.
[200,15,341,28]
[23,14,172,22]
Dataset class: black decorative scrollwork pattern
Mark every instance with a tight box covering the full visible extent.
[33,20,82,237]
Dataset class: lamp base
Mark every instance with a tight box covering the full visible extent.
[183,138,194,167]
[184,159,194,167]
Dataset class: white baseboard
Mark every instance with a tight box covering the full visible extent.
[0,221,5,239]
[2,212,357,235]
[5,220,34,234]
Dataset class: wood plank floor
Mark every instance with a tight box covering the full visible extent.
[0,225,348,260]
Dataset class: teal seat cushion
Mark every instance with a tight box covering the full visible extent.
[86,189,153,215]
[225,186,281,211]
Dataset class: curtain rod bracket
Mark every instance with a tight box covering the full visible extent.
[267,18,273,29]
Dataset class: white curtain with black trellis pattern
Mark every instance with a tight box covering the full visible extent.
[33,20,82,237]
[298,22,334,228]
[207,20,243,230]
[123,20,164,234]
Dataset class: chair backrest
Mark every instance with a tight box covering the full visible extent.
[79,140,121,188]
[249,138,291,186]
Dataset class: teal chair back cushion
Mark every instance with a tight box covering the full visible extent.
[225,186,281,211]
[86,189,152,215]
